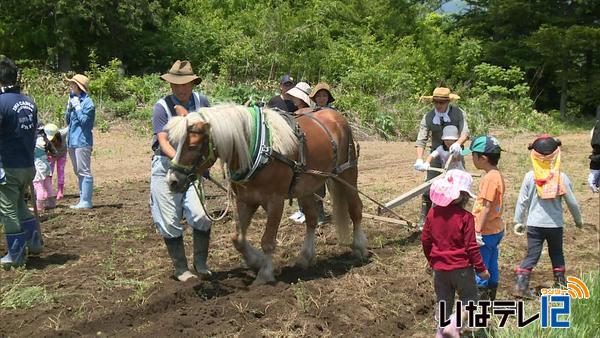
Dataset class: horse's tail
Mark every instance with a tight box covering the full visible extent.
[327,178,352,245]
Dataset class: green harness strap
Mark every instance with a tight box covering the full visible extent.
[230,106,272,182]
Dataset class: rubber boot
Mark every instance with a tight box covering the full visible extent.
[193,229,212,279]
[553,267,567,288]
[488,285,498,301]
[1,232,27,269]
[36,199,46,212]
[478,286,490,301]
[70,176,93,209]
[417,198,431,231]
[44,177,56,209]
[33,180,46,211]
[22,218,43,255]
[164,236,196,282]
[70,176,83,208]
[316,200,330,225]
[56,184,64,200]
[514,268,531,298]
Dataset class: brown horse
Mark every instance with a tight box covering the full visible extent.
[165,103,368,285]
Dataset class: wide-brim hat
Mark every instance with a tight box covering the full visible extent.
[160,60,201,85]
[65,74,90,93]
[430,169,476,207]
[421,87,460,102]
[44,123,59,140]
[286,81,312,107]
[309,82,335,103]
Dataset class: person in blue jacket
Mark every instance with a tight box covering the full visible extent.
[65,74,95,209]
[0,55,42,268]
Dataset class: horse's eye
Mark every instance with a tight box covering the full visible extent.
[188,144,199,150]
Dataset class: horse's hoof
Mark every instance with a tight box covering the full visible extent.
[352,246,369,260]
[294,256,315,269]
[251,276,275,287]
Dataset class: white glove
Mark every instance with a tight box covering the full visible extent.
[419,161,430,172]
[588,170,600,193]
[476,233,485,247]
[513,223,526,236]
[414,159,424,171]
[69,96,81,111]
[449,142,462,155]
[0,167,5,184]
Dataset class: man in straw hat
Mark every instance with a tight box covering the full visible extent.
[65,73,95,210]
[0,55,42,268]
[414,87,470,230]
[150,60,212,282]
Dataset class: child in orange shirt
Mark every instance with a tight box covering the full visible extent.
[462,136,505,301]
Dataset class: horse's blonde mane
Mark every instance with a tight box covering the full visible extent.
[165,103,298,171]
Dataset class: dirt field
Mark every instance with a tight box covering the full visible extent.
[0,125,598,337]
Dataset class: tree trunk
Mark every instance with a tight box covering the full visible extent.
[57,49,71,72]
[559,75,567,118]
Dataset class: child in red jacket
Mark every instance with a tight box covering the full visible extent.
[422,169,490,337]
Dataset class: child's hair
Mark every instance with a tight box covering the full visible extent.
[0,55,18,86]
[474,152,500,166]
[454,191,471,209]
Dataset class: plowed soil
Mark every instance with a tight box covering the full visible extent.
[0,125,597,337]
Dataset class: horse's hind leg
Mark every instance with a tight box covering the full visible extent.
[295,195,319,269]
[347,189,368,259]
[231,200,263,272]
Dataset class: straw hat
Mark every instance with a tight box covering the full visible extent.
[420,87,460,101]
[160,60,201,85]
[429,169,476,207]
[44,123,59,141]
[309,83,335,103]
[65,74,90,93]
[286,82,312,107]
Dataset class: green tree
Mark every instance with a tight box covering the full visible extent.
[457,0,600,116]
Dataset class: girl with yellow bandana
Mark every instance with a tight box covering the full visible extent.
[513,136,582,298]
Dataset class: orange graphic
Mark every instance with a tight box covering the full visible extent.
[566,276,590,299]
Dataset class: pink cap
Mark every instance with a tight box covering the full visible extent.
[430,169,476,207]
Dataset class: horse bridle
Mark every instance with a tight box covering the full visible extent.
[169,126,216,187]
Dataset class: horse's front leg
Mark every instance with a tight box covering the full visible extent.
[231,199,262,272]
[252,198,285,285]
[295,195,318,269]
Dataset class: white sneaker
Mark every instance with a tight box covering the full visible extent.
[294,214,306,224]
[289,210,304,221]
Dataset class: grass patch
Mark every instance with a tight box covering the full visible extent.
[487,270,599,337]
[0,274,54,309]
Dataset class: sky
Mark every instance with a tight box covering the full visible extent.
[439,0,467,14]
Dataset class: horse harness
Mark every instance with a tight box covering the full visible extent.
[238,106,359,200]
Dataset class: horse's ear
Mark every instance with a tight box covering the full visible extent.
[175,105,189,116]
